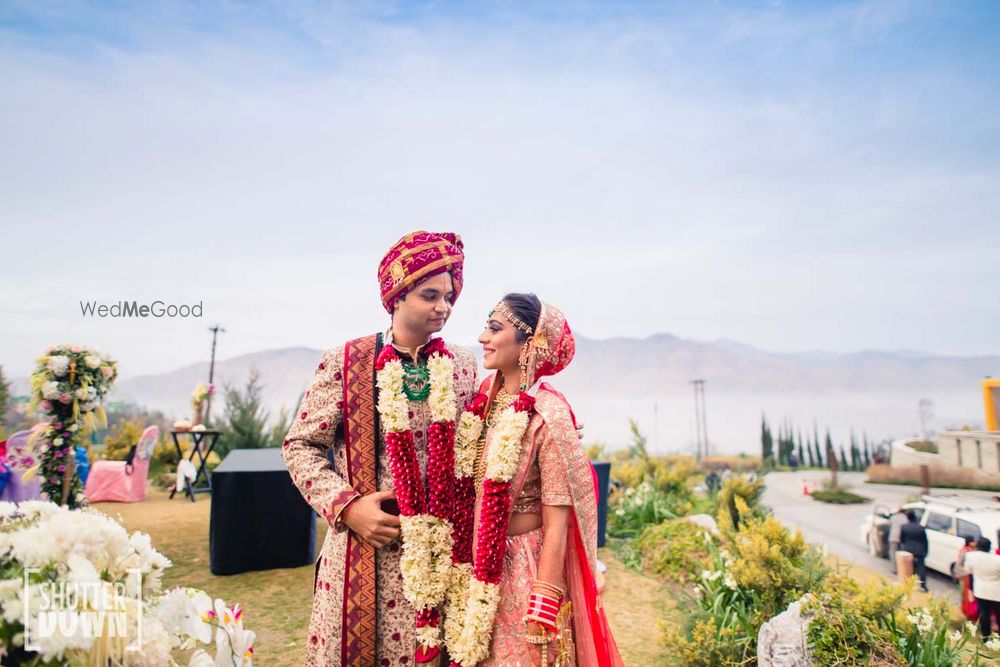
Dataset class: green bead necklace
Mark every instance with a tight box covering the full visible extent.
[401,359,431,401]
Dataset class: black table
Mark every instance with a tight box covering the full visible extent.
[593,461,611,548]
[169,429,220,499]
[209,448,316,575]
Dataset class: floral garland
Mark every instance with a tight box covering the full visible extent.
[374,338,457,661]
[446,388,534,667]
[27,345,118,508]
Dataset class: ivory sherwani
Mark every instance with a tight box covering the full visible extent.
[283,335,477,666]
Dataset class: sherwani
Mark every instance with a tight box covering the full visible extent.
[282,337,477,666]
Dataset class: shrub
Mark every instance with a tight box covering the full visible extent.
[805,575,907,665]
[608,482,686,538]
[811,488,871,504]
[636,519,713,583]
[152,437,180,467]
[867,464,1000,492]
[699,455,762,473]
[906,441,938,454]
[664,504,829,665]
[716,474,767,531]
[101,419,144,460]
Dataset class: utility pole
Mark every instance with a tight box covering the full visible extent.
[205,325,225,427]
[690,379,707,460]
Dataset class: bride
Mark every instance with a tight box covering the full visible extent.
[443,294,624,667]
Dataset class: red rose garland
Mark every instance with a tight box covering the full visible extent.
[446,388,535,667]
[375,338,458,661]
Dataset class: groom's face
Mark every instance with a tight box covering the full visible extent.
[393,272,455,338]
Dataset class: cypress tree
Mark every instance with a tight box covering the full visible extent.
[761,414,774,467]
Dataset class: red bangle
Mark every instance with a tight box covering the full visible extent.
[524,592,560,633]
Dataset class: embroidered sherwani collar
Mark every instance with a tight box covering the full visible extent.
[383,327,437,360]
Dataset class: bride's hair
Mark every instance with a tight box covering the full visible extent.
[501,293,541,342]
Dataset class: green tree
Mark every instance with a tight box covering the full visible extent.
[812,423,824,468]
[268,399,297,449]
[0,364,9,429]
[824,429,835,467]
[760,415,774,467]
[216,366,273,457]
[849,429,859,471]
[796,429,805,468]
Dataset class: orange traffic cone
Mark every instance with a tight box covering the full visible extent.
[802,480,810,496]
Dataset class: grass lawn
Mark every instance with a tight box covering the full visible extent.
[93,487,665,665]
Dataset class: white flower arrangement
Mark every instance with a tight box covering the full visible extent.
[454,411,484,478]
[448,577,501,666]
[0,502,255,666]
[375,359,410,432]
[426,353,456,423]
[443,562,473,652]
[484,408,529,482]
[399,515,454,628]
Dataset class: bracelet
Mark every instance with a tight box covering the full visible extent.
[524,592,560,633]
[531,579,565,597]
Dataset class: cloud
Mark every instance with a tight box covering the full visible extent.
[1,1,998,377]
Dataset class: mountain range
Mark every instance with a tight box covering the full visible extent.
[10,334,996,454]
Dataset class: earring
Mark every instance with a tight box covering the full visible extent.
[518,344,529,392]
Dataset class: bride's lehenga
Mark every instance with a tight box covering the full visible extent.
[471,303,624,667]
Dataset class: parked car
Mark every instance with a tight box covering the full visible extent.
[860,495,1000,578]
[861,502,925,558]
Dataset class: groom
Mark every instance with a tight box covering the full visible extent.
[282,231,477,666]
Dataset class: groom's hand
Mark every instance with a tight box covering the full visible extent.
[342,490,401,547]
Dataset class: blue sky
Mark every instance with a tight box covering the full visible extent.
[2,1,999,378]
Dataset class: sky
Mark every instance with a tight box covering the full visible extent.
[2,0,999,379]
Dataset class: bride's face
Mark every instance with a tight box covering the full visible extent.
[478,312,521,371]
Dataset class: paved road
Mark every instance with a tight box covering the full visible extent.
[762,471,996,602]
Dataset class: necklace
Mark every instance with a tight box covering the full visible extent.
[473,387,515,490]
[400,358,431,401]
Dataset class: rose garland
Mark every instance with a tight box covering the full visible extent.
[375,338,457,661]
[446,389,535,667]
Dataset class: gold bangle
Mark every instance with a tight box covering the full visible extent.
[532,580,565,597]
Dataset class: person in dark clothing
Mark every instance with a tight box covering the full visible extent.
[899,510,930,592]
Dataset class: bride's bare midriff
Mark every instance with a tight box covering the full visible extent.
[508,512,543,536]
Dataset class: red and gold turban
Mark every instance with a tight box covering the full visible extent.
[378,231,465,313]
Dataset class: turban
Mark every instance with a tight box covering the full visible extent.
[378,231,465,313]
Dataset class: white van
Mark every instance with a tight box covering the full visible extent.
[920,496,1000,577]
[861,495,1000,577]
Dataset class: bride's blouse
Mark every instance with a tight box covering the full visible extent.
[510,420,574,515]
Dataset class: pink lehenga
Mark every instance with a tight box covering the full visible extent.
[472,303,624,667]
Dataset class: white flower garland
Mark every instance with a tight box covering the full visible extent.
[375,360,409,431]
[446,395,532,666]
[426,353,455,423]
[454,411,483,478]
[374,347,457,650]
